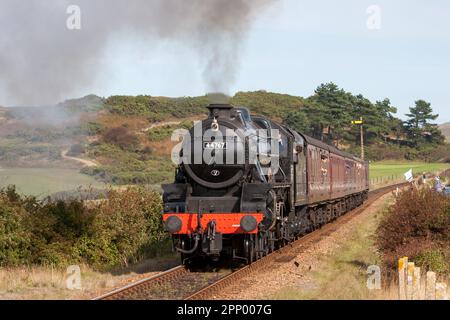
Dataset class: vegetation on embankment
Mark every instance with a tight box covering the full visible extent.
[377,187,450,277]
[0,186,169,270]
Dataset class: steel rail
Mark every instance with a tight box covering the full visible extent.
[93,265,187,300]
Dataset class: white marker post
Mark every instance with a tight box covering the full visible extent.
[398,257,408,300]
[406,262,415,300]
[425,271,436,300]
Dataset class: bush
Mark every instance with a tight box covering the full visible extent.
[147,121,192,142]
[82,143,174,185]
[0,186,167,269]
[73,188,165,268]
[377,188,450,276]
[102,126,139,151]
[0,188,31,266]
[105,95,208,121]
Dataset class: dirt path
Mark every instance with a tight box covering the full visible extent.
[210,193,394,300]
[141,120,184,133]
[141,116,205,133]
[61,150,98,168]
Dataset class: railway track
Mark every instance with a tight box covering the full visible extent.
[93,265,231,300]
[94,183,406,301]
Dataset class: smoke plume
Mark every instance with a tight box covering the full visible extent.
[0,0,274,106]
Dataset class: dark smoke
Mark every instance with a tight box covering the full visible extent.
[0,0,275,106]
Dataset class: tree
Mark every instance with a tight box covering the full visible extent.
[374,98,398,139]
[405,100,441,146]
[308,83,353,145]
[405,100,438,129]
[282,109,311,135]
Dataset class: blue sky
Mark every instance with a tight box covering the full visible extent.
[86,0,450,123]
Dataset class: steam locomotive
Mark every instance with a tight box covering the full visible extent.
[162,104,369,264]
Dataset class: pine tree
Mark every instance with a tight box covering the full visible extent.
[405,100,440,146]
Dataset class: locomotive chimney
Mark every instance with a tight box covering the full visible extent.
[207,104,234,119]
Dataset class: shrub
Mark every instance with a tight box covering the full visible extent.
[377,188,450,276]
[74,188,165,268]
[0,185,167,269]
[415,249,449,274]
[0,189,31,266]
[102,126,139,151]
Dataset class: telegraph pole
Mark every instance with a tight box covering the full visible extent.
[352,117,365,161]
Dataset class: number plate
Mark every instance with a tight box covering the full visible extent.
[204,142,227,150]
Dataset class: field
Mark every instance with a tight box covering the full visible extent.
[369,161,450,181]
[0,167,106,197]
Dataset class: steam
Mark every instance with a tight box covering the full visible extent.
[0,0,275,106]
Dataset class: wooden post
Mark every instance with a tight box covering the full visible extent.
[436,283,448,300]
[406,262,415,300]
[360,117,364,161]
[426,271,436,300]
[412,267,421,300]
[398,257,408,300]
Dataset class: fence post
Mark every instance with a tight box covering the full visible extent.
[406,262,415,300]
[412,267,421,300]
[398,257,408,300]
[426,271,436,300]
[436,283,448,300]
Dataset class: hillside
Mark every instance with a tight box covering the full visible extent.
[0,106,6,123]
[0,95,103,169]
[440,122,450,142]
[1,86,449,193]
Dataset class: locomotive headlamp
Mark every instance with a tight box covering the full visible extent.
[165,216,182,234]
[259,154,271,166]
[240,215,258,233]
[211,118,219,132]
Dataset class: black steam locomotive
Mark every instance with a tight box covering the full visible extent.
[163,104,369,264]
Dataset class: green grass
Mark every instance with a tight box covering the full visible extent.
[0,167,107,198]
[369,161,450,181]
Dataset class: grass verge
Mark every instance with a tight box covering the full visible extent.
[272,197,395,300]
[0,254,178,300]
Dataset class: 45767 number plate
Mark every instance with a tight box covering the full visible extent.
[204,142,227,150]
